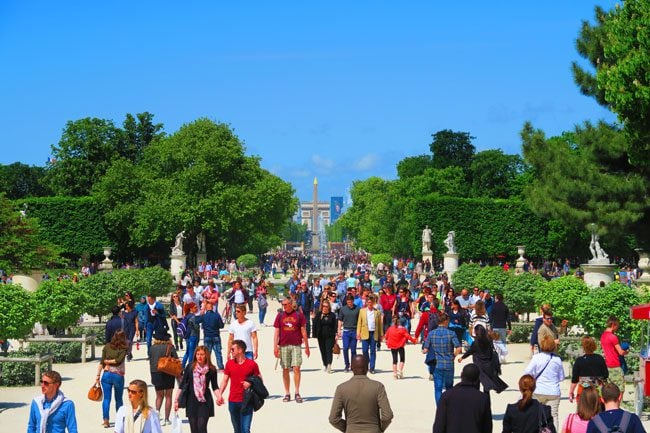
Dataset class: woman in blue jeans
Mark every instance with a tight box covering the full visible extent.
[182,302,199,368]
[96,330,128,428]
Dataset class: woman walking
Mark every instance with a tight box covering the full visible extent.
[169,293,184,350]
[459,324,508,404]
[97,330,128,428]
[149,329,178,426]
[503,374,556,433]
[114,379,163,433]
[312,299,338,373]
[523,335,565,424]
[181,302,199,368]
[561,386,601,433]
[256,279,268,326]
[384,317,417,379]
[174,346,219,433]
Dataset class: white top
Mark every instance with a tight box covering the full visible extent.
[366,308,376,332]
[234,289,245,304]
[523,352,565,396]
[228,319,257,353]
[114,405,162,433]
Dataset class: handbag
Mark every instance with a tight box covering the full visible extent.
[158,344,182,377]
[332,341,341,355]
[538,402,553,433]
[87,381,103,402]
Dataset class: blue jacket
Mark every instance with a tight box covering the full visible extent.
[195,310,224,338]
[28,396,78,433]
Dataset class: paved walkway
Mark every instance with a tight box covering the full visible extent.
[2,299,648,432]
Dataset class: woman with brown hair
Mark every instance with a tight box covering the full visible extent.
[174,346,219,433]
[503,374,556,433]
[523,335,565,426]
[114,379,163,433]
[561,386,601,433]
[97,329,128,428]
[568,336,608,403]
[148,329,178,425]
[312,299,338,373]
[181,302,199,369]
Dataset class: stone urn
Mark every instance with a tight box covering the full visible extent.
[517,245,525,260]
[636,249,650,284]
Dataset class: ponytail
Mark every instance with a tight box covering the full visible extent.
[517,374,536,411]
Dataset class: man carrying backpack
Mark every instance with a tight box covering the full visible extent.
[586,383,645,433]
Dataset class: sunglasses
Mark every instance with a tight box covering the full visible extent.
[40,380,55,386]
[127,389,142,394]
[543,317,553,321]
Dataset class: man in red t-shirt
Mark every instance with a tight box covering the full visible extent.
[216,339,262,433]
[274,299,310,403]
[600,316,629,395]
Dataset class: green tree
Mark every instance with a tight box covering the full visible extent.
[535,276,589,325]
[522,121,648,248]
[93,118,297,257]
[121,112,165,163]
[451,263,481,290]
[503,272,546,319]
[575,281,640,340]
[281,221,308,243]
[572,6,609,107]
[0,194,60,274]
[33,279,90,329]
[396,155,433,178]
[0,163,52,199]
[429,129,475,171]
[473,266,512,295]
[468,150,525,199]
[0,284,36,340]
[43,118,125,196]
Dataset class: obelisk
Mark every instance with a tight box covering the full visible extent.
[312,177,320,251]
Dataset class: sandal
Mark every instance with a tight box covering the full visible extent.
[295,393,303,403]
[282,394,290,402]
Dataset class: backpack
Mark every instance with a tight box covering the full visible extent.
[176,314,193,339]
[592,411,631,433]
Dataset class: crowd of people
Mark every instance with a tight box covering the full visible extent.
[23,260,648,433]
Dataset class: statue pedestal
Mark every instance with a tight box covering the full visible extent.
[99,259,113,272]
[444,253,459,278]
[422,251,433,269]
[582,262,616,288]
[170,254,187,282]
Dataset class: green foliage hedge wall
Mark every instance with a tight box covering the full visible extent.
[18,196,110,257]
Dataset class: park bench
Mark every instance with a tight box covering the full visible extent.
[25,334,97,363]
[0,353,54,385]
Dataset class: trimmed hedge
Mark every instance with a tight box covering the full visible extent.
[0,351,37,386]
[236,254,258,269]
[17,196,110,257]
[29,342,82,363]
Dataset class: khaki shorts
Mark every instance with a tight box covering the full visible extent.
[608,367,625,394]
[279,345,302,369]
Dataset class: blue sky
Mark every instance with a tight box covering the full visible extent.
[0,1,617,203]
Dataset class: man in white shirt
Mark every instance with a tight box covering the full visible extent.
[228,303,258,360]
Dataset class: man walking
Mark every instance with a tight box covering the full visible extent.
[601,316,629,395]
[274,298,310,403]
[422,312,461,404]
[338,295,360,372]
[196,300,225,369]
[145,294,166,356]
[27,370,78,433]
[228,304,258,360]
[432,363,492,433]
[329,355,393,433]
[356,295,383,374]
[490,293,511,358]
[586,383,645,433]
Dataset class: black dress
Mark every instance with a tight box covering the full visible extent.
[462,340,508,393]
[180,365,219,418]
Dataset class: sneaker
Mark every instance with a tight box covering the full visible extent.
[344,367,350,373]
[369,369,376,374]
[398,371,403,379]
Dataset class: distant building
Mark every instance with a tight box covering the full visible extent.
[299,201,330,229]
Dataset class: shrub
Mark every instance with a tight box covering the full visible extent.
[29,341,82,363]
[575,281,641,342]
[237,254,258,269]
[0,351,37,386]
[535,276,589,325]
[70,325,105,346]
[508,323,533,343]
[32,279,90,330]
[473,266,512,295]
[451,263,481,290]
[370,253,392,268]
[0,284,37,341]
[504,272,547,318]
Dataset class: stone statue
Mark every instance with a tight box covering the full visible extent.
[171,230,186,255]
[422,226,432,253]
[444,231,456,254]
[19,203,28,219]
[196,232,206,253]
[588,225,608,263]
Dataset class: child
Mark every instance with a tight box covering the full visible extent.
[490,330,508,364]
[384,317,418,379]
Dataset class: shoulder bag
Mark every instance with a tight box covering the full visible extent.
[537,402,553,433]
[87,381,102,402]
[158,344,183,377]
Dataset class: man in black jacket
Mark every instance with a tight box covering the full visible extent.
[105,305,123,344]
[432,363,492,433]
[491,294,511,355]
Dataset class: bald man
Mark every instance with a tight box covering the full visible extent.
[329,355,393,433]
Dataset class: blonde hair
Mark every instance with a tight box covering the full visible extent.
[129,379,150,419]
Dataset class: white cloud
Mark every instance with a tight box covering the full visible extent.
[311,154,335,173]
[353,153,379,171]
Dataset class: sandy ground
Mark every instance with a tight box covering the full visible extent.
[2,299,649,433]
